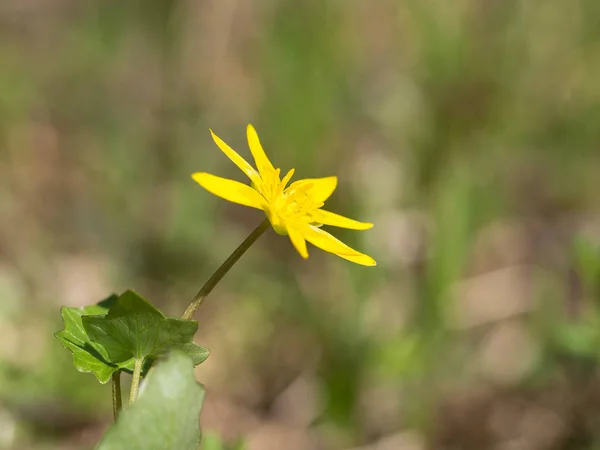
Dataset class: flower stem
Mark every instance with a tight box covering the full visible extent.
[112,371,122,421]
[129,358,144,404]
[182,219,270,320]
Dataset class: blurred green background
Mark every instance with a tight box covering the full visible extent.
[2,0,600,449]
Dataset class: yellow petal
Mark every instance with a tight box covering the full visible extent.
[281,168,295,190]
[288,225,309,259]
[313,209,373,230]
[192,172,266,210]
[336,252,377,266]
[300,224,376,266]
[288,176,338,203]
[210,129,261,184]
[246,124,275,177]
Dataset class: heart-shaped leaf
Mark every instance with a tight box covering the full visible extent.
[82,290,205,362]
[98,352,205,450]
[55,295,134,384]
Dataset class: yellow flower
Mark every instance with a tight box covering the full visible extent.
[192,125,376,266]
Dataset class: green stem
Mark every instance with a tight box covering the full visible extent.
[129,358,144,404]
[112,371,122,421]
[182,219,270,320]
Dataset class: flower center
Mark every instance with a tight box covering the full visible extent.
[255,168,324,235]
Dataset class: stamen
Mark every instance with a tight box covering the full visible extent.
[270,169,281,198]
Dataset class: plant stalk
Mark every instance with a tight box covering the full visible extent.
[112,371,122,421]
[129,358,144,404]
[182,219,270,320]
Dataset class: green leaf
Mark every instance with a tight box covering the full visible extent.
[55,294,133,384]
[82,290,201,362]
[98,352,205,450]
[180,343,211,367]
